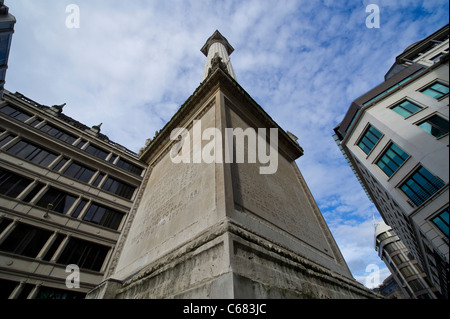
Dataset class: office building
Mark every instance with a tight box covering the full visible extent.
[334,24,449,297]
[0,90,146,298]
[375,221,439,298]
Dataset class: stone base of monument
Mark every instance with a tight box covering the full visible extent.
[87,220,378,299]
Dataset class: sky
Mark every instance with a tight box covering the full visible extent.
[5,0,449,289]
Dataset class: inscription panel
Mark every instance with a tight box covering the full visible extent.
[228,107,332,255]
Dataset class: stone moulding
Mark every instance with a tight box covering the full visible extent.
[111,218,380,299]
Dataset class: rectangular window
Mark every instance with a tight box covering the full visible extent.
[71,199,87,218]
[42,234,65,261]
[22,182,46,203]
[83,203,124,230]
[431,208,449,236]
[116,158,144,176]
[421,82,449,99]
[63,161,96,184]
[0,223,52,258]
[6,140,58,167]
[0,134,16,148]
[391,100,423,118]
[52,157,69,172]
[358,125,383,155]
[92,173,105,187]
[376,143,409,177]
[0,168,33,199]
[101,177,136,200]
[400,166,445,206]
[57,237,109,272]
[85,144,109,160]
[0,104,32,122]
[39,123,77,145]
[36,286,85,300]
[417,115,449,138]
[36,187,78,215]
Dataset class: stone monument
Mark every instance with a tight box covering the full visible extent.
[87,30,378,299]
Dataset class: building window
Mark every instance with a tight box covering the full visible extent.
[0,104,32,122]
[116,158,143,176]
[421,82,449,99]
[409,279,425,292]
[52,157,69,172]
[358,125,383,155]
[0,168,33,199]
[85,144,109,160]
[0,223,52,258]
[83,203,124,230]
[57,237,109,272]
[42,234,65,262]
[431,208,449,236]
[22,182,46,203]
[0,133,16,148]
[417,115,449,138]
[36,286,85,300]
[6,140,58,167]
[36,187,78,215]
[101,176,136,200]
[391,100,423,118]
[63,161,96,184]
[39,123,77,145]
[376,143,409,177]
[400,166,445,207]
[92,173,105,187]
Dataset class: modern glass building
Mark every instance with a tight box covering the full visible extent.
[334,24,449,298]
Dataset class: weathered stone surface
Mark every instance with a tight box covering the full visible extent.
[87,64,380,300]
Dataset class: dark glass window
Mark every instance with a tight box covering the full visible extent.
[101,177,136,200]
[92,173,105,187]
[431,208,449,236]
[52,157,69,172]
[0,218,13,234]
[421,82,449,99]
[57,237,109,272]
[0,168,33,198]
[36,286,86,300]
[0,104,32,122]
[358,125,383,155]
[400,166,445,206]
[391,100,423,118]
[22,182,46,203]
[0,133,16,148]
[0,223,52,258]
[6,140,58,167]
[39,123,77,145]
[116,158,143,176]
[417,115,449,138]
[42,234,65,261]
[63,161,95,183]
[71,199,87,218]
[36,187,78,215]
[83,203,124,230]
[108,154,117,163]
[376,143,409,177]
[85,144,109,160]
